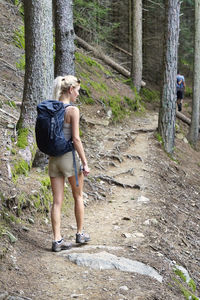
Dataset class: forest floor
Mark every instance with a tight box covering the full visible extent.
[0,1,200,300]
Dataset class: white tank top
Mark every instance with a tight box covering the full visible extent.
[63,123,72,141]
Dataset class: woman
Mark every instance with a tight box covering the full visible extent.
[49,75,90,252]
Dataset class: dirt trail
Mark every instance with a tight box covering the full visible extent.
[39,112,164,300]
[1,112,178,299]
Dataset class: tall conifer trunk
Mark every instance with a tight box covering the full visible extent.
[17,0,53,164]
[188,0,200,146]
[158,0,181,154]
[54,0,75,77]
[131,0,142,92]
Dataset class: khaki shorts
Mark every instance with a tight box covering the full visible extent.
[48,151,82,178]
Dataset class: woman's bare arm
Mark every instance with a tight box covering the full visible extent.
[69,106,90,175]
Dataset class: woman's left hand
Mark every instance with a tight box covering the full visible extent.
[83,164,90,176]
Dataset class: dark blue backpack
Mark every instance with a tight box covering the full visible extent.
[35,100,73,156]
[35,100,79,185]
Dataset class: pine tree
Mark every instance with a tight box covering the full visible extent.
[17,0,53,164]
[158,0,181,154]
[53,0,75,77]
[188,0,200,146]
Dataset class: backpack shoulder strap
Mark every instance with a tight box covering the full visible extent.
[64,103,72,108]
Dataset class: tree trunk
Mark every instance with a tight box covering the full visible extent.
[17,0,53,164]
[158,0,181,154]
[53,0,75,77]
[188,0,200,146]
[128,0,132,54]
[131,0,142,93]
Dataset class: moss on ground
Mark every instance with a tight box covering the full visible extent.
[17,128,29,149]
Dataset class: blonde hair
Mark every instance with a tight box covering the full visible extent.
[53,75,81,100]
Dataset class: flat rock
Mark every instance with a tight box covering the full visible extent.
[137,196,150,203]
[66,251,163,283]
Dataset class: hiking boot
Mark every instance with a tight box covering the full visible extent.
[76,232,90,244]
[52,238,72,252]
[178,103,182,111]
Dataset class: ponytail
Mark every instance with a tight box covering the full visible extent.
[53,76,63,100]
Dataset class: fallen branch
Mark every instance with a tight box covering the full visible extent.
[0,108,18,120]
[94,175,140,189]
[76,24,132,57]
[0,58,17,72]
[176,111,191,125]
[130,128,156,134]
[76,36,146,87]
[176,111,200,132]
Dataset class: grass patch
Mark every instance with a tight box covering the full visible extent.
[75,51,112,76]
[141,88,160,103]
[101,93,142,122]
[12,159,29,182]
[13,25,25,70]
[5,100,17,108]
[172,266,199,300]
[17,128,29,149]
[185,86,192,98]
[155,132,163,144]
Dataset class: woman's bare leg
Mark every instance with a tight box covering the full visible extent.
[68,173,84,233]
[50,176,65,241]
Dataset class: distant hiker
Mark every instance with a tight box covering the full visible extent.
[176,70,186,112]
[49,75,90,252]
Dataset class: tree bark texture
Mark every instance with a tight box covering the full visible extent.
[158,0,181,154]
[188,0,200,146]
[18,0,53,163]
[19,0,54,128]
[131,0,142,93]
[54,0,75,77]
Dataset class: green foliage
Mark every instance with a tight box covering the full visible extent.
[179,1,194,69]
[26,177,52,215]
[74,0,119,44]
[79,129,83,137]
[184,103,189,109]
[16,54,25,70]
[12,159,29,181]
[172,266,199,300]
[40,177,51,189]
[89,80,108,92]
[174,268,187,283]
[80,95,95,104]
[6,100,16,108]
[13,0,24,15]
[141,88,160,103]
[184,86,193,98]
[101,93,142,122]
[17,128,28,149]
[122,78,135,90]
[75,52,112,76]
[13,25,25,70]
[155,132,163,144]
[13,25,24,49]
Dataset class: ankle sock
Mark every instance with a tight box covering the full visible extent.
[55,238,63,244]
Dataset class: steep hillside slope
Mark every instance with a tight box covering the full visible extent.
[0,1,200,300]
